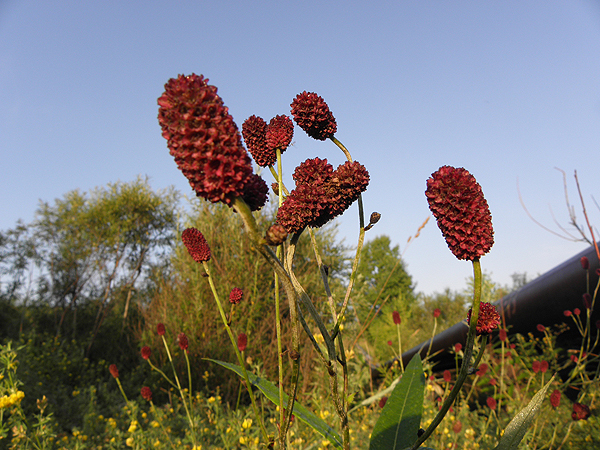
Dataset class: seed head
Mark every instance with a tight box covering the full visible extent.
[266,115,294,153]
[467,302,500,335]
[141,386,152,402]
[426,166,494,260]
[182,227,211,263]
[291,91,337,140]
[229,288,243,305]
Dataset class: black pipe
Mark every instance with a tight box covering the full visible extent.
[400,244,600,369]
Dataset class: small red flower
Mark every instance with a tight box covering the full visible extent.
[141,386,152,402]
[182,227,211,263]
[532,361,541,373]
[453,421,462,434]
[237,332,248,352]
[489,378,497,386]
[242,115,272,167]
[499,329,507,342]
[486,397,497,410]
[564,310,572,317]
[572,403,591,421]
[157,323,166,336]
[550,389,561,408]
[574,308,581,316]
[178,333,189,351]
[290,91,337,140]
[571,355,578,363]
[476,363,488,377]
[467,302,501,335]
[581,256,590,270]
[266,115,294,153]
[141,346,151,360]
[433,308,441,318]
[425,166,494,261]
[387,340,393,346]
[454,343,463,353]
[536,324,546,333]
[109,364,119,379]
[392,311,401,325]
[379,396,388,408]
[540,360,549,373]
[229,288,243,305]
[443,370,452,383]
[583,293,592,310]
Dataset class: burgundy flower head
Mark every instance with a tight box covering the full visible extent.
[486,397,497,410]
[277,158,369,234]
[242,115,274,167]
[240,173,269,212]
[158,74,254,205]
[291,91,337,140]
[237,332,248,352]
[426,166,494,260]
[141,346,151,360]
[392,311,401,325]
[266,115,294,153]
[467,302,501,335]
[157,323,166,336]
[182,227,211,263]
[583,293,592,310]
[178,332,189,351]
[109,364,119,379]
[141,386,152,402]
[433,308,441,318]
[550,389,561,408]
[229,288,243,305]
[572,403,591,421]
[581,256,590,270]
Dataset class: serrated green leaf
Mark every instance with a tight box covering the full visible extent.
[493,375,555,450]
[369,354,425,450]
[206,358,343,449]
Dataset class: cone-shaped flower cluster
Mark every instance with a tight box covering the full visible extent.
[291,92,337,140]
[426,166,494,261]
[158,74,267,209]
[178,332,189,351]
[229,288,243,305]
[237,332,248,352]
[182,227,211,263]
[277,158,369,233]
[141,346,151,360]
[141,386,152,402]
[242,114,294,167]
[467,302,501,335]
[157,323,166,336]
[109,364,119,379]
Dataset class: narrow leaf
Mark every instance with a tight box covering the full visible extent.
[493,375,555,450]
[206,358,343,449]
[369,354,425,450]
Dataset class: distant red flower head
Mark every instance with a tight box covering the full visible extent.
[572,403,591,421]
[426,166,494,260]
[141,386,152,402]
[532,361,541,373]
[550,389,561,408]
[182,227,211,263]
[540,360,549,373]
[178,333,189,351]
[571,355,578,363]
[392,311,401,325]
[266,115,294,153]
[574,308,581,316]
[158,74,255,206]
[453,421,462,434]
[476,363,488,377]
[387,340,393,346]
[290,91,337,140]
[489,378,497,386]
[141,346,151,360]
[580,256,590,270]
[486,397,497,410]
[379,396,388,408]
[433,308,441,318]
[237,332,248,352]
[109,364,119,379]
[583,293,592,310]
[467,302,501,335]
[157,323,166,336]
[564,310,572,317]
[443,370,452,383]
[536,324,546,333]
[499,329,507,342]
[240,173,269,212]
[229,288,243,305]
[454,343,463,353]
[242,115,272,167]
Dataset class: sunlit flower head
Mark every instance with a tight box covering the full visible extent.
[467,302,500,335]
[182,227,211,263]
[291,91,337,140]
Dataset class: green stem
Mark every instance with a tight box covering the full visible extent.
[410,258,484,450]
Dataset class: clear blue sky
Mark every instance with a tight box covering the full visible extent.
[1,1,599,295]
